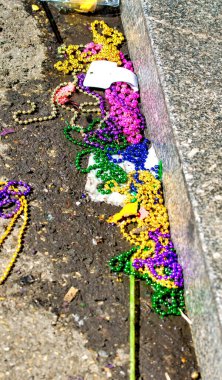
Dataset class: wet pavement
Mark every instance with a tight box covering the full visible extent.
[0,1,199,379]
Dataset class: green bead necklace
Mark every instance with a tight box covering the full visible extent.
[64,118,129,193]
[109,248,185,317]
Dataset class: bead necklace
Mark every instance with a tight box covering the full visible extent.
[77,73,129,147]
[105,82,145,144]
[61,75,133,192]
[54,20,124,74]
[0,181,31,284]
[106,139,150,171]
[109,247,185,317]
[12,75,103,127]
[104,54,145,144]
[105,170,184,291]
[64,119,128,193]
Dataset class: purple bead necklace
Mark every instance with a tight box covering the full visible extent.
[0,181,31,219]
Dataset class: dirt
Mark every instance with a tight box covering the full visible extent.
[0,1,199,379]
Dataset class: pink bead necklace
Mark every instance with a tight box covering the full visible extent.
[104,52,145,144]
[105,82,145,144]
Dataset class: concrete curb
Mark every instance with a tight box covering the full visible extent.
[121,1,222,379]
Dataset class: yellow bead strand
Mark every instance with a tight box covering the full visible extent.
[54,20,124,74]
[106,170,176,289]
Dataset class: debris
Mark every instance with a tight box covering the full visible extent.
[92,236,103,245]
[107,201,138,224]
[72,313,85,326]
[40,0,63,43]
[32,4,40,11]
[191,371,200,379]
[46,213,54,221]
[187,148,199,159]
[0,128,15,136]
[165,373,171,380]
[113,348,129,366]
[98,350,109,358]
[104,367,112,378]
[179,309,193,325]
[63,287,79,303]
[106,363,115,369]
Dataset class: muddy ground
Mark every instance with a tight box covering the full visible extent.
[0,1,199,379]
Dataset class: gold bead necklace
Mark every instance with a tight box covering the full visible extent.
[54,20,124,74]
[106,171,176,289]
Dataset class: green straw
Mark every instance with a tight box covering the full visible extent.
[130,270,136,380]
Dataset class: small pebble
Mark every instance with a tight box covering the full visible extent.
[191,371,200,379]
[46,213,54,221]
[92,236,103,245]
[98,350,109,358]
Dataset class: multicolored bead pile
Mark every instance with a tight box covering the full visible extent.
[12,20,185,316]
[55,21,185,316]
[0,181,31,284]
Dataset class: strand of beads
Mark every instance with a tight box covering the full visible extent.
[109,247,185,317]
[77,73,126,145]
[64,118,129,193]
[77,73,107,120]
[63,74,131,192]
[54,20,124,74]
[13,20,127,127]
[105,82,145,144]
[11,79,75,125]
[104,52,145,144]
[106,139,150,171]
[12,74,104,127]
[0,181,31,284]
[104,171,184,316]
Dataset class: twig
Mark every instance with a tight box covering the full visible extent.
[39,1,63,43]
[179,308,193,325]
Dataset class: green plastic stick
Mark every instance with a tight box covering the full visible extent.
[130,272,136,380]
[158,160,163,181]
